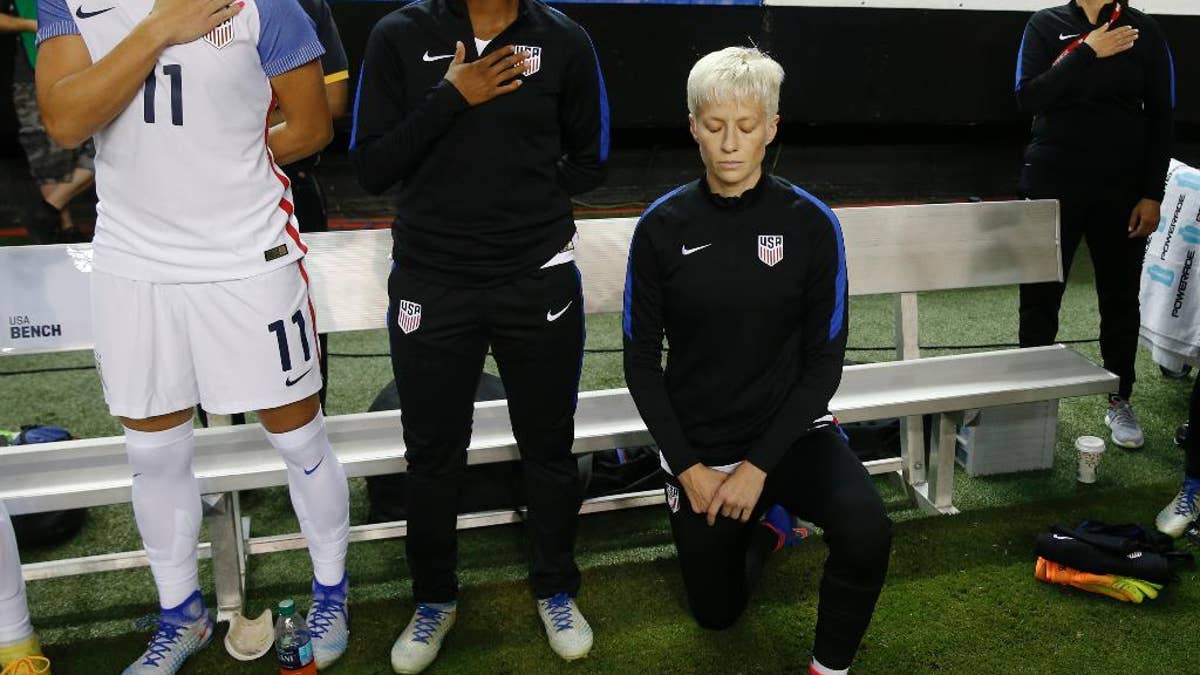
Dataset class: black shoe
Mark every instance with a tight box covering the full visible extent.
[1176,422,1190,448]
[26,200,61,244]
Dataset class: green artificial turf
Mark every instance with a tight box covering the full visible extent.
[3,248,1198,674]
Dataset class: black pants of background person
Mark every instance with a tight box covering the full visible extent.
[387,261,585,603]
[1018,182,1145,400]
[286,164,330,408]
[663,428,893,670]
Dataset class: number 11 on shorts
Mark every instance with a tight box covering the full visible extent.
[268,310,312,372]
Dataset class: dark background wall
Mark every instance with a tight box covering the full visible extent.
[325,3,1200,129]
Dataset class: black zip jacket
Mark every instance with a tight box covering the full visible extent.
[350,0,609,285]
[622,175,849,476]
[1015,1,1175,201]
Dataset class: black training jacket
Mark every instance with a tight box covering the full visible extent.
[1015,1,1175,201]
[350,0,609,285]
[623,175,849,476]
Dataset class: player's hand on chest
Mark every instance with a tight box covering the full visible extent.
[412,37,560,129]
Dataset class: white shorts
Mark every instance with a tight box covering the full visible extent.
[91,262,323,419]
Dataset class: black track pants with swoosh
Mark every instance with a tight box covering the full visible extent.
[386,262,586,602]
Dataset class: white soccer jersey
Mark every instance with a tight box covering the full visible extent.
[36,0,325,282]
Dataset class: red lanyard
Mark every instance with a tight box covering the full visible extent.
[1053,1,1124,65]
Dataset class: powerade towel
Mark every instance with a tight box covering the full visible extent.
[1036,521,1193,584]
[1139,159,1200,370]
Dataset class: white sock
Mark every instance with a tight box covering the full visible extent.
[126,420,202,609]
[0,501,33,645]
[810,659,849,675]
[266,412,349,586]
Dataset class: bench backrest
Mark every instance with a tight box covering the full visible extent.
[0,199,1058,355]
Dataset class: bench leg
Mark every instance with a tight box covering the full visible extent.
[203,492,247,622]
[900,415,926,486]
[911,413,960,516]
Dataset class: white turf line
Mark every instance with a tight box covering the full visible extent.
[761,0,1200,16]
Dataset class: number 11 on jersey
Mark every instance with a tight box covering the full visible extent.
[144,64,183,126]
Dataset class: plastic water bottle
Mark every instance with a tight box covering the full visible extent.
[275,598,318,674]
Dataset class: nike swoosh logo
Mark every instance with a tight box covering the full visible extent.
[75,5,114,18]
[681,243,712,256]
[546,302,573,322]
[303,456,325,476]
[423,51,454,62]
[1051,534,1074,541]
[285,367,313,387]
[1059,33,1080,40]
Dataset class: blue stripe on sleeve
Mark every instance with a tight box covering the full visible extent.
[581,29,611,163]
[789,184,847,342]
[349,61,366,150]
[35,0,78,44]
[623,184,689,339]
[1014,24,1029,92]
[1167,44,1176,109]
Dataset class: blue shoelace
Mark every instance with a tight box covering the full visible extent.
[1175,480,1200,517]
[134,617,186,667]
[410,605,449,644]
[543,594,574,633]
[308,599,345,640]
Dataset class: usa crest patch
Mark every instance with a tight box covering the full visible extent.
[397,300,422,335]
[757,235,784,267]
[513,45,542,76]
[204,18,235,50]
[665,482,681,514]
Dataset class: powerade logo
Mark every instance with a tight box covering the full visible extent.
[1147,265,1175,287]
[8,315,62,340]
[1182,226,1200,245]
[1160,195,1187,260]
[1172,250,1194,318]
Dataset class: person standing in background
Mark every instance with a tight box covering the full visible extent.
[2,0,94,244]
[351,0,608,670]
[1015,0,1175,450]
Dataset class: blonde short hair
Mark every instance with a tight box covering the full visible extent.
[686,47,785,117]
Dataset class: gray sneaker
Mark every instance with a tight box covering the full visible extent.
[1105,398,1145,449]
[122,592,214,674]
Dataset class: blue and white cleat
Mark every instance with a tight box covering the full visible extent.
[390,602,456,674]
[1156,477,1200,539]
[122,591,214,674]
[307,574,350,669]
[762,504,813,550]
[537,593,592,661]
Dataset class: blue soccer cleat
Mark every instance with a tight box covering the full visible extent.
[122,591,213,675]
[761,505,813,551]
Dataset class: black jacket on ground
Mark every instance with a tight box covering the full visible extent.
[623,175,849,476]
[350,0,609,285]
[1015,1,1174,201]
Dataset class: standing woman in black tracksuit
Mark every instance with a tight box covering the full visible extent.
[350,0,608,671]
[624,47,892,675]
[1015,0,1175,449]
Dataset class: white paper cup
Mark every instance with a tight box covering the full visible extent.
[1076,436,1106,484]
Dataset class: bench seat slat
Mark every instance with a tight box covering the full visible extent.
[0,345,1114,516]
